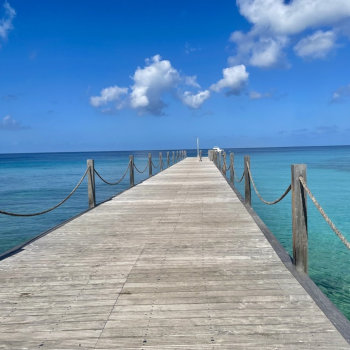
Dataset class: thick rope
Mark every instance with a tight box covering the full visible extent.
[0,168,89,217]
[94,162,130,186]
[133,162,149,174]
[151,161,160,169]
[299,176,350,250]
[247,164,291,205]
[234,170,245,183]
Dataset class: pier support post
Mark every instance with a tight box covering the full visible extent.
[87,159,96,209]
[222,152,226,175]
[159,152,163,171]
[148,153,152,177]
[291,164,308,274]
[129,155,134,187]
[217,152,221,171]
[167,152,170,167]
[244,156,251,206]
[199,150,202,161]
[173,151,175,164]
[230,153,234,185]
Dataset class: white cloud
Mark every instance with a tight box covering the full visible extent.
[294,30,336,59]
[211,65,249,95]
[0,2,15,42]
[248,90,272,100]
[90,55,211,115]
[182,90,210,109]
[90,86,128,107]
[229,30,288,68]
[130,55,180,114]
[230,0,350,67]
[331,84,350,102]
[0,115,27,130]
[184,75,200,88]
[237,0,350,36]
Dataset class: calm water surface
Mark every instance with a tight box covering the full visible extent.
[0,146,350,319]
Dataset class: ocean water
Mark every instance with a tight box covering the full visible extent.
[0,146,350,320]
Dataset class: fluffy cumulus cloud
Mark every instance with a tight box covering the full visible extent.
[0,1,15,43]
[230,0,350,67]
[294,30,336,59]
[0,115,27,130]
[211,65,249,95]
[90,86,128,107]
[90,55,212,115]
[130,55,180,114]
[181,90,210,109]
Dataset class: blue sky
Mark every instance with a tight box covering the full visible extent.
[1,0,350,153]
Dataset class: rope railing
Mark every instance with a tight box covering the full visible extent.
[0,150,186,218]
[0,168,89,217]
[133,162,149,174]
[151,161,160,168]
[299,176,350,250]
[94,162,130,185]
[247,163,291,205]
[209,149,350,274]
[234,171,245,183]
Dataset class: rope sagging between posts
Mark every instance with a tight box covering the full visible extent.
[299,176,350,250]
[247,163,291,205]
[133,162,149,174]
[151,161,160,169]
[0,168,89,217]
[94,161,130,185]
[234,171,245,183]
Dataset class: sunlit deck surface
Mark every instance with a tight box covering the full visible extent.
[0,158,349,349]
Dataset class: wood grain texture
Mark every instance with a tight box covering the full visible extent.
[0,158,348,349]
[291,164,308,274]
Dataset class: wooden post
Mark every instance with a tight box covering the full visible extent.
[244,156,251,206]
[172,151,175,164]
[87,159,96,208]
[217,152,221,171]
[129,155,134,187]
[229,153,234,185]
[213,151,217,166]
[167,151,170,167]
[159,152,163,171]
[222,152,226,175]
[148,153,152,177]
[199,150,202,161]
[291,164,308,274]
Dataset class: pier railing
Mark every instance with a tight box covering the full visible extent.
[0,150,187,216]
[209,150,350,274]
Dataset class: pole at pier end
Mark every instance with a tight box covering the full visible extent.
[291,164,308,274]
[87,159,96,208]
[244,156,251,206]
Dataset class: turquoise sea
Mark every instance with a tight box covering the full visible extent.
[0,146,350,320]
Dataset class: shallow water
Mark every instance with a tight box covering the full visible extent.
[0,146,350,319]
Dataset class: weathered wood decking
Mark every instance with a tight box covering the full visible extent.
[0,157,349,349]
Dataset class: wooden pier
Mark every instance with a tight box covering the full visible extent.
[0,157,349,349]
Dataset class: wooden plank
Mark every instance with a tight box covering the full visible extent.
[0,158,348,349]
